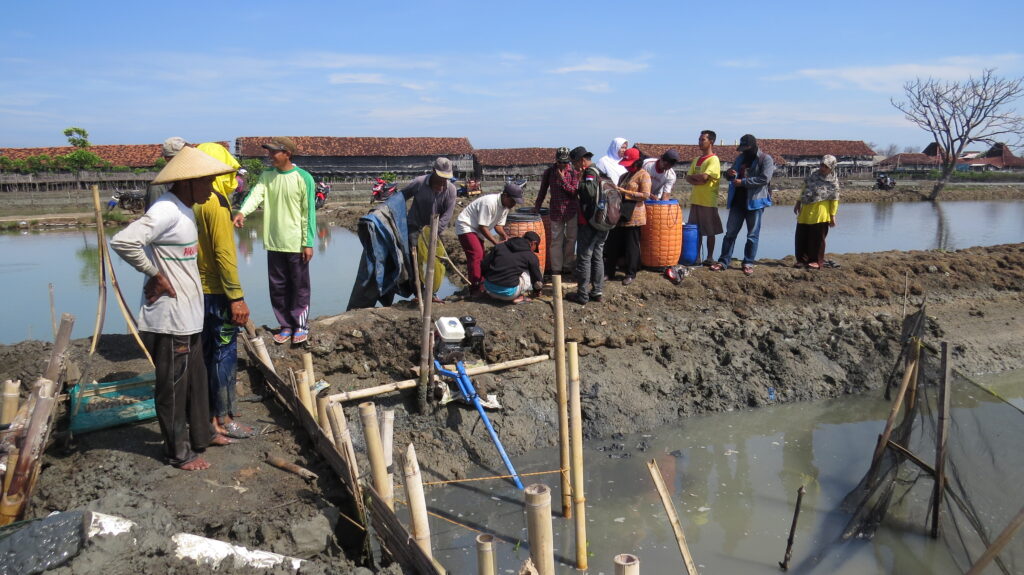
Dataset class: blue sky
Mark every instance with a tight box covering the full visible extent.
[2,1,1022,156]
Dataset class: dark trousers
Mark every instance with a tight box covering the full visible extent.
[142,331,211,467]
[267,250,310,330]
[575,224,609,300]
[795,222,830,265]
[605,227,641,278]
[202,294,238,419]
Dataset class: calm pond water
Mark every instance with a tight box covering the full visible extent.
[421,371,1024,574]
[0,200,1021,345]
[0,214,454,344]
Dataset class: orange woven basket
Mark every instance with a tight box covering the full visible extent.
[640,199,683,268]
[505,211,547,274]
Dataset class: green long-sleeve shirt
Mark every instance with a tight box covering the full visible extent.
[238,166,316,253]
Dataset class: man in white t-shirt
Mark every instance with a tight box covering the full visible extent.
[643,149,680,200]
[111,147,236,471]
[455,183,524,297]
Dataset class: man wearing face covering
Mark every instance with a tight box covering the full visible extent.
[711,134,775,276]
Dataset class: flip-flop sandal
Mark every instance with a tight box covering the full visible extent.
[223,421,256,439]
[709,263,725,271]
[273,328,292,345]
[291,328,309,344]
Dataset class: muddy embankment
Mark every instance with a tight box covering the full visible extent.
[2,200,1022,573]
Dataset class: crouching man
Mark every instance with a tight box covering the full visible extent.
[110,147,237,471]
[480,230,544,304]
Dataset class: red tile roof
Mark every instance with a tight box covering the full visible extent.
[758,139,875,157]
[0,144,163,167]
[235,137,474,158]
[877,153,942,167]
[635,143,788,166]
[474,148,559,167]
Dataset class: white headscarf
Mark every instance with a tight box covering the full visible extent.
[596,137,628,182]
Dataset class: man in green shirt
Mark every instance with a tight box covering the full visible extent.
[233,137,317,344]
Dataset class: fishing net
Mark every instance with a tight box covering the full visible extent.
[839,309,1024,573]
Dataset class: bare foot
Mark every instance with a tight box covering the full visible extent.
[209,433,235,446]
[178,457,210,471]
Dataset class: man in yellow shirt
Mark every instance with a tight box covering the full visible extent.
[684,130,722,265]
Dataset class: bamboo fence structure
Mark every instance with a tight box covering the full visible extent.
[476,533,497,575]
[359,402,393,510]
[551,275,571,518]
[567,341,587,569]
[401,443,432,559]
[525,484,555,575]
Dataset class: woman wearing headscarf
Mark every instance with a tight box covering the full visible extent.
[604,148,651,285]
[793,155,839,269]
[596,137,629,183]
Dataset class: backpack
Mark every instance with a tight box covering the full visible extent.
[579,168,621,232]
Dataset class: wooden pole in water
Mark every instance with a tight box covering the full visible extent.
[381,410,395,498]
[614,553,640,575]
[525,483,555,575]
[906,340,921,411]
[964,504,1024,575]
[359,402,393,509]
[302,352,318,424]
[401,443,432,560]
[931,342,952,539]
[552,274,571,519]
[647,459,699,575]
[568,341,588,569]
[1,381,19,425]
[779,485,806,571]
[417,215,440,413]
[869,347,919,474]
[48,283,57,340]
[476,533,497,575]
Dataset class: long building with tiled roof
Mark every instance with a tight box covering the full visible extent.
[0,144,164,167]
[637,138,876,175]
[473,147,558,178]
[235,136,475,177]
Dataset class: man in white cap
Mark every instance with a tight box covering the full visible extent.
[145,136,190,210]
[111,146,237,471]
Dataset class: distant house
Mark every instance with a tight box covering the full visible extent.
[878,142,1024,173]
[638,139,874,177]
[876,153,942,172]
[959,143,1024,171]
[234,137,475,179]
[473,148,558,180]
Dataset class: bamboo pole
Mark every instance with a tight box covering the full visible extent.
[265,453,318,482]
[931,341,952,538]
[411,354,551,378]
[779,485,806,571]
[417,215,440,413]
[476,533,497,575]
[102,219,153,366]
[525,484,555,575]
[327,402,361,500]
[552,274,571,519]
[48,283,57,340]
[295,369,315,421]
[614,553,640,575]
[411,250,423,315]
[250,336,275,375]
[43,313,75,384]
[964,505,1024,575]
[1,381,18,425]
[402,443,432,560]
[303,353,318,424]
[2,448,17,494]
[381,410,395,498]
[647,459,699,574]
[316,396,332,444]
[906,341,921,411]
[88,185,108,356]
[567,341,587,569]
[869,346,920,473]
[359,402,393,509]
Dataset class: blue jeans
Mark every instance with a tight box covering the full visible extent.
[718,206,763,267]
[575,224,609,301]
[202,294,238,419]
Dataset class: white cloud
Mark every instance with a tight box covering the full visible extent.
[297,52,439,71]
[328,73,387,85]
[365,105,464,121]
[548,57,649,74]
[578,82,611,93]
[782,54,1024,93]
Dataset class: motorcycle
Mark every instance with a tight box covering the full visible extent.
[455,178,482,198]
[873,174,896,191]
[315,181,331,210]
[505,174,527,191]
[371,178,398,203]
[108,187,145,213]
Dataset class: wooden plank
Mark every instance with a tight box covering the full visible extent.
[931,341,952,538]
[886,440,935,476]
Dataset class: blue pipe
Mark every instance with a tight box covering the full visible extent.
[434,360,524,490]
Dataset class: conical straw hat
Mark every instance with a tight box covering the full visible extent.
[151,146,236,184]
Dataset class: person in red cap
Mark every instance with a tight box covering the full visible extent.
[604,147,651,286]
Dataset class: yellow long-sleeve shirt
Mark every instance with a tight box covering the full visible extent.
[194,143,244,300]
[797,199,838,225]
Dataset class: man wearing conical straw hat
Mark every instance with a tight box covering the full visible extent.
[111,146,237,471]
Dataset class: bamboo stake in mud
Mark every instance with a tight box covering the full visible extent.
[359,402,393,509]
[567,341,588,569]
[476,533,497,575]
[552,274,571,519]
[1,380,19,426]
[417,215,440,413]
[381,410,395,497]
[931,341,952,539]
[295,369,314,420]
[302,353,318,424]
[43,313,75,384]
[779,485,806,571]
[327,402,361,491]
[614,553,640,575]
[411,250,423,315]
[316,396,332,444]
[525,484,555,575]
[2,448,17,495]
[88,185,108,356]
[647,459,699,574]
[964,505,1024,575]
[401,443,432,559]
[250,336,275,375]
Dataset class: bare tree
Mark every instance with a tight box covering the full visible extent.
[892,69,1024,200]
[881,143,901,157]
[901,145,919,154]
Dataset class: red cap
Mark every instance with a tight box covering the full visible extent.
[619,148,640,167]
